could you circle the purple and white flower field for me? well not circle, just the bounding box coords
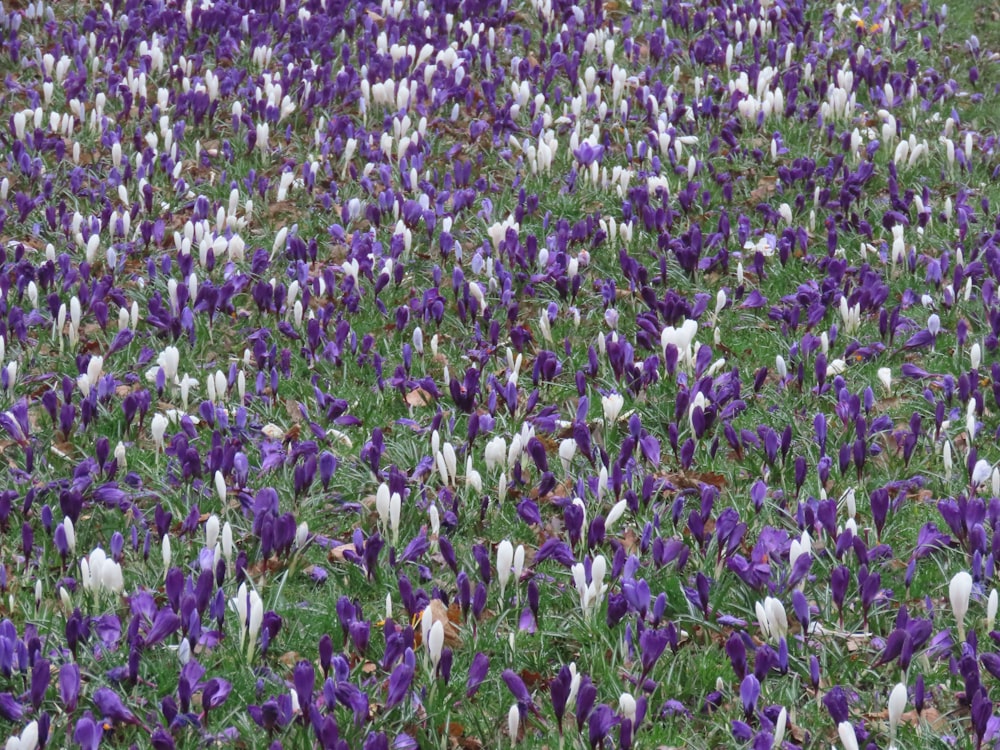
[0,0,999,747]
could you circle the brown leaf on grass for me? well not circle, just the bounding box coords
[622,528,640,554]
[405,388,433,407]
[748,175,779,203]
[327,543,355,562]
[50,438,75,460]
[658,470,727,491]
[247,557,286,578]
[901,707,945,731]
[438,722,486,750]
[284,398,304,422]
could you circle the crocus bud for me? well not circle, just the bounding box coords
[877,367,892,394]
[376,483,391,528]
[773,706,787,748]
[507,704,519,747]
[838,720,859,750]
[619,692,637,722]
[151,413,168,453]
[389,492,401,547]
[950,570,973,642]
[206,515,220,550]
[177,638,191,665]
[559,439,577,474]
[428,620,444,673]
[114,441,127,471]
[989,589,998,632]
[222,521,234,566]
[247,590,264,659]
[775,355,788,382]
[443,443,457,485]
[63,517,76,555]
[465,457,483,493]
[888,682,906,742]
[295,522,309,549]
[214,471,227,507]
[497,540,514,602]
[972,459,992,489]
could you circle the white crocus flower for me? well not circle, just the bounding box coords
[838,720,859,750]
[507,704,520,747]
[376,483,391,529]
[950,571,973,642]
[151,413,168,455]
[485,436,507,473]
[559,438,577,475]
[428,620,445,673]
[465,457,483,493]
[497,540,514,602]
[888,682,907,744]
[389,491,402,547]
[602,392,624,425]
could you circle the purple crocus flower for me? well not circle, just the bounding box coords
[550,665,573,733]
[201,677,232,713]
[740,675,760,718]
[726,632,747,680]
[823,686,850,724]
[332,680,369,726]
[639,628,669,680]
[60,663,81,713]
[385,650,415,711]
[151,726,176,750]
[588,704,617,748]
[74,714,104,750]
[576,677,598,732]
[502,668,536,714]
[293,661,315,723]
[145,608,182,648]
[93,686,141,726]
[0,692,24,721]
[30,658,50,709]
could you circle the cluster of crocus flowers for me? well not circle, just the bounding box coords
[80,547,124,601]
[231,582,264,662]
[0,0,996,745]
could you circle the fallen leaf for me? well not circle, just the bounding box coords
[900,707,945,731]
[328,543,356,562]
[659,470,727,491]
[748,175,779,203]
[405,388,433,407]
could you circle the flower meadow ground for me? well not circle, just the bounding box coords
[0,0,999,748]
